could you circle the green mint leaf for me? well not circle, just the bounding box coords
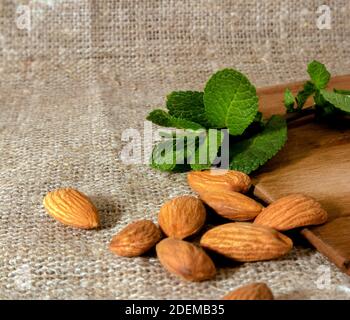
[230,115,287,174]
[151,131,204,172]
[284,88,295,113]
[151,139,180,172]
[307,60,331,90]
[320,89,350,112]
[157,131,176,139]
[314,90,327,107]
[166,91,211,127]
[189,130,225,171]
[158,130,194,139]
[315,103,337,118]
[254,111,263,122]
[296,81,315,109]
[204,68,258,136]
[146,109,204,130]
[150,137,195,172]
[334,88,350,95]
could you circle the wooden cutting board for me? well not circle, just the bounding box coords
[253,75,350,275]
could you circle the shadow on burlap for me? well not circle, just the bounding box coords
[0,0,350,299]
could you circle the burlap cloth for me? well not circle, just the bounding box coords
[1,0,350,299]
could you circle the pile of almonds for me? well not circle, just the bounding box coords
[43,169,328,300]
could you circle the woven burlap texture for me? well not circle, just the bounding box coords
[1,0,350,299]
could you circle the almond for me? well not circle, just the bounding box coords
[158,195,206,239]
[254,194,328,231]
[188,169,251,195]
[222,282,274,300]
[200,191,263,221]
[43,188,100,229]
[200,222,293,262]
[109,220,162,257]
[156,238,216,282]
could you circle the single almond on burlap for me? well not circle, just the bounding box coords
[158,195,206,239]
[200,191,263,221]
[187,169,251,195]
[109,220,162,257]
[156,238,216,282]
[222,282,274,300]
[254,193,328,231]
[200,222,293,262]
[43,188,100,229]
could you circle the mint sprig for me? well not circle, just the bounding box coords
[166,91,211,127]
[147,61,349,174]
[229,115,287,173]
[204,69,258,135]
[284,88,295,113]
[334,89,350,95]
[307,60,331,90]
[296,81,316,110]
[146,109,204,130]
[189,130,225,171]
[284,60,350,118]
[320,90,350,113]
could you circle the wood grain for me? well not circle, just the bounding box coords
[254,75,350,275]
[301,219,350,275]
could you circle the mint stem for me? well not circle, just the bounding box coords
[285,106,315,123]
[285,106,350,124]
